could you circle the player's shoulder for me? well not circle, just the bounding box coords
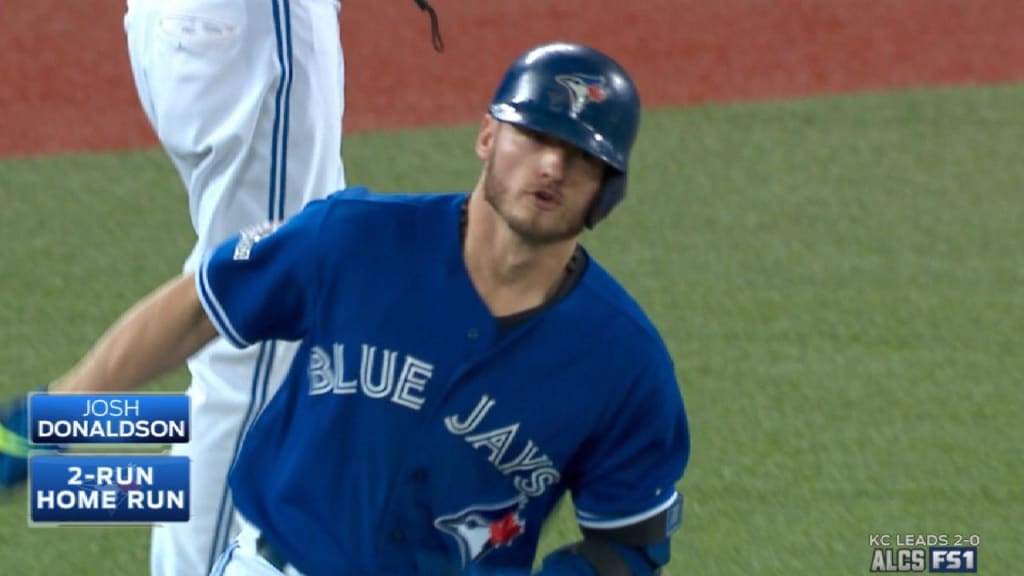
[576,254,673,360]
[306,187,464,244]
[319,187,463,218]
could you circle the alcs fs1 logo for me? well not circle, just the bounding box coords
[870,546,978,573]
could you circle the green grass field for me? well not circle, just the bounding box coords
[1,83,1022,574]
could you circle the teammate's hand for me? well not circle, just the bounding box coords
[0,393,32,488]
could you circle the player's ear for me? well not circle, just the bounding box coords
[476,114,497,161]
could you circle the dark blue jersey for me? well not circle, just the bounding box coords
[196,189,690,575]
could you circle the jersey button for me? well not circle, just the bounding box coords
[466,328,480,340]
[391,530,405,543]
[412,468,428,483]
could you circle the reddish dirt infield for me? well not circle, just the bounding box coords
[2,0,1024,157]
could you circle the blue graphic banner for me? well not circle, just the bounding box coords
[30,394,189,444]
[30,455,190,524]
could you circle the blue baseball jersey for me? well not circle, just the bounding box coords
[196,188,690,575]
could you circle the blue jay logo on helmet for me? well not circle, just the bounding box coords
[555,74,608,116]
[434,496,528,566]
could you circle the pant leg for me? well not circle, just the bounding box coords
[209,515,309,576]
[123,0,344,574]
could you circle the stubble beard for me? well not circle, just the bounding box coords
[481,160,586,246]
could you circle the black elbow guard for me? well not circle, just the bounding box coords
[540,538,669,576]
[540,495,681,575]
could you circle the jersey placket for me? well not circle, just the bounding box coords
[370,261,500,572]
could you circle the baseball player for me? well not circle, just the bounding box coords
[1,0,442,574]
[124,0,347,573]
[3,42,688,575]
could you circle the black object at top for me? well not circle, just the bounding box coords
[411,0,445,53]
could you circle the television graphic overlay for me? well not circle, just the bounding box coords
[868,534,980,573]
[29,454,189,524]
[29,393,189,444]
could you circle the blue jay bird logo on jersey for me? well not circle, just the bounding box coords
[434,496,528,567]
[555,74,607,116]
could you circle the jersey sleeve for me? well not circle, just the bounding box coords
[571,353,690,531]
[195,198,331,347]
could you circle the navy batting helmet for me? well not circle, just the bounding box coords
[489,42,641,228]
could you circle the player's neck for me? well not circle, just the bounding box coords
[462,194,577,318]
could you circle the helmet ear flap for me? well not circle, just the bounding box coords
[586,172,627,229]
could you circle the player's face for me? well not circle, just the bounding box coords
[478,117,605,244]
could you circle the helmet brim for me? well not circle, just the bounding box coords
[489,103,627,173]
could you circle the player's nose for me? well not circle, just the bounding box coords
[537,145,567,182]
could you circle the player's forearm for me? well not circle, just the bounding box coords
[50,274,218,393]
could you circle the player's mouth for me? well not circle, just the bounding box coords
[530,189,562,210]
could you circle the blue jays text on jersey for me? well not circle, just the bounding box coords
[196,188,690,575]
